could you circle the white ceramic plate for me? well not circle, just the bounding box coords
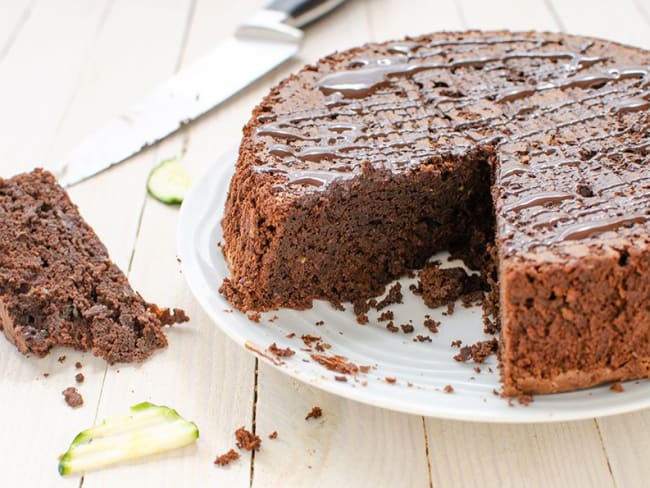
[177,148,650,422]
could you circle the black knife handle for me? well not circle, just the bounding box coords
[266,0,347,28]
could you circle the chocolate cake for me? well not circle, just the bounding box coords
[220,31,650,395]
[0,169,188,363]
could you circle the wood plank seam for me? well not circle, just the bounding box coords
[361,0,376,41]
[250,359,260,487]
[174,0,199,72]
[0,0,34,64]
[593,419,619,488]
[543,0,567,32]
[454,0,469,31]
[78,366,108,488]
[126,188,153,275]
[633,0,650,25]
[421,416,435,488]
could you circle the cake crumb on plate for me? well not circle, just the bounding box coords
[268,343,295,358]
[610,382,624,393]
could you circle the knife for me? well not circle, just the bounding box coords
[56,0,347,187]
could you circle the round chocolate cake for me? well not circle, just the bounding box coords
[220,30,650,395]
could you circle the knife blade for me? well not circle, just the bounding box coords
[56,0,347,187]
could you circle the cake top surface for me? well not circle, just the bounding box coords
[243,30,650,261]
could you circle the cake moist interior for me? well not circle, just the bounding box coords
[243,150,496,309]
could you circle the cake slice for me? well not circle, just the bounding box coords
[0,169,188,363]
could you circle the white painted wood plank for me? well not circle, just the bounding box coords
[180,0,259,66]
[549,0,650,48]
[366,0,463,41]
[57,0,197,264]
[253,365,432,487]
[0,1,199,487]
[0,348,108,488]
[0,0,33,62]
[636,0,650,25]
[47,0,196,164]
[458,0,560,31]
[297,0,374,63]
[597,411,650,488]
[0,0,111,174]
[424,419,615,488]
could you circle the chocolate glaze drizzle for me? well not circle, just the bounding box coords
[559,216,648,241]
[316,51,607,99]
[249,32,650,253]
[503,192,573,212]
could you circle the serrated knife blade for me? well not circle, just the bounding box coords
[56,0,347,187]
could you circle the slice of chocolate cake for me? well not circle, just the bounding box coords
[220,30,650,395]
[0,169,188,363]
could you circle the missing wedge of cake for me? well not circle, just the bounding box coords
[219,30,650,396]
[0,169,188,363]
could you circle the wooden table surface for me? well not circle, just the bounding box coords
[2,0,650,486]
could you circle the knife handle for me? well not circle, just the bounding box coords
[266,0,347,28]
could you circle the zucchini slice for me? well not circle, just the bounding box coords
[146,158,191,204]
[58,402,199,475]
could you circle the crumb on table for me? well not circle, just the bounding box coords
[305,406,322,420]
[214,449,240,466]
[235,427,261,451]
[62,387,83,408]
